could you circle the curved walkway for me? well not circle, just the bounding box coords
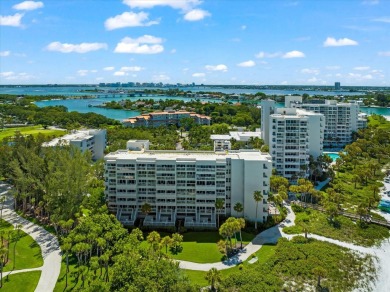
[178,203,296,270]
[0,182,62,292]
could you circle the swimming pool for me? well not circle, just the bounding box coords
[324,152,340,162]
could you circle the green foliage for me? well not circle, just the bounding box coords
[0,271,41,292]
[221,237,377,291]
[283,209,389,247]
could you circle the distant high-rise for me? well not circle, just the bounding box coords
[335,82,341,90]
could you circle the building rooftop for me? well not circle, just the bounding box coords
[42,130,94,147]
[105,149,272,162]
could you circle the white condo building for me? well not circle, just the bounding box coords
[104,147,272,228]
[286,96,366,147]
[210,131,262,151]
[43,129,107,160]
[261,100,324,180]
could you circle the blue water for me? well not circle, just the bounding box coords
[324,152,340,162]
[2,86,390,119]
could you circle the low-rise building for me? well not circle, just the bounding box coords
[210,131,262,151]
[43,129,106,160]
[122,110,211,127]
[104,147,272,228]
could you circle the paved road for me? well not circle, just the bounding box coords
[0,182,62,292]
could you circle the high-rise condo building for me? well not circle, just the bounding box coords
[267,107,324,180]
[286,96,365,147]
[104,147,272,228]
[335,82,341,90]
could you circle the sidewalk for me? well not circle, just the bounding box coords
[178,203,296,271]
[0,182,62,292]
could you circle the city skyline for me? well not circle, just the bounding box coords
[1,0,389,86]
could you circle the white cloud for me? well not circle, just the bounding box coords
[123,0,201,11]
[114,35,164,54]
[192,73,205,77]
[114,71,126,76]
[13,1,44,11]
[372,17,390,23]
[323,37,358,47]
[282,50,305,58]
[104,12,159,30]
[78,70,89,76]
[362,0,379,4]
[241,25,247,30]
[255,51,282,58]
[205,64,228,72]
[184,9,211,21]
[378,51,390,56]
[0,51,11,57]
[120,66,144,72]
[301,68,319,74]
[170,49,177,53]
[348,73,374,80]
[0,13,24,27]
[0,71,15,77]
[237,60,255,67]
[325,65,341,70]
[46,42,107,53]
[353,66,370,71]
[103,66,115,71]
[153,74,170,81]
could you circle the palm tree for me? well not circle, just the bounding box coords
[0,246,7,288]
[312,266,327,289]
[233,202,243,217]
[12,224,22,269]
[205,267,221,292]
[0,197,5,222]
[61,239,72,288]
[238,218,245,249]
[215,198,224,228]
[253,190,263,229]
[161,235,173,254]
[141,202,152,216]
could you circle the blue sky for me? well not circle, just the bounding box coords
[0,0,389,86]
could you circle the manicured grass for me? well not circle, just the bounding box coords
[168,231,255,263]
[283,208,389,247]
[0,126,66,141]
[0,271,41,292]
[54,255,82,292]
[183,244,277,286]
[368,115,390,130]
[0,220,43,272]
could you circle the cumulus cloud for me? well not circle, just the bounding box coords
[0,71,34,81]
[353,66,370,71]
[255,51,282,58]
[120,66,144,72]
[0,71,15,77]
[46,42,108,53]
[301,68,319,74]
[378,51,390,56]
[114,71,126,76]
[114,35,164,54]
[184,9,211,21]
[205,64,228,72]
[323,37,358,47]
[0,13,24,27]
[123,0,201,11]
[237,60,255,67]
[105,12,159,30]
[348,73,373,80]
[103,66,115,71]
[0,51,11,57]
[282,50,305,58]
[192,73,205,77]
[78,70,89,76]
[13,1,44,11]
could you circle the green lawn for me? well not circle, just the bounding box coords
[0,220,43,272]
[283,207,389,247]
[166,231,255,263]
[0,125,66,141]
[54,255,82,292]
[0,271,41,292]
[183,244,277,286]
